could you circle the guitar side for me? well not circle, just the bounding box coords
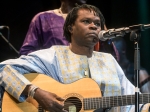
[2,73,102,112]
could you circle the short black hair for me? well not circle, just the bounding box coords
[63,4,106,42]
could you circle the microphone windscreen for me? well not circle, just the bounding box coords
[98,30,107,41]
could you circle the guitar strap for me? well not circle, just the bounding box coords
[100,82,105,96]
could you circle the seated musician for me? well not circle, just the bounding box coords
[0,4,146,112]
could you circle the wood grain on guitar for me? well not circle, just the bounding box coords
[2,73,101,112]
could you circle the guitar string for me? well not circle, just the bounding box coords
[63,96,149,107]
[63,95,148,103]
[61,95,148,101]
[38,94,149,110]
[63,99,132,107]
[38,98,149,111]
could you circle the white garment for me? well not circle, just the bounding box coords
[0,45,138,111]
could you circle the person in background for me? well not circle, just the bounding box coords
[0,4,144,112]
[19,0,88,55]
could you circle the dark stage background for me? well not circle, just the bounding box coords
[0,0,150,73]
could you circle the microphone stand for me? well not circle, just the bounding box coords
[99,24,150,111]
[129,24,143,112]
[0,32,19,55]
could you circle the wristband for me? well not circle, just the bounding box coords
[28,85,39,99]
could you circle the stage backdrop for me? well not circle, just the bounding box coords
[0,0,150,73]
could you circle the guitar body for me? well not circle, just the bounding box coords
[2,73,102,112]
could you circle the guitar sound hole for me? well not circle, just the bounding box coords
[64,97,82,112]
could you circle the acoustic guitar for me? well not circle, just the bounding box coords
[2,73,150,112]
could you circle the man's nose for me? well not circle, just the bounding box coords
[89,22,97,30]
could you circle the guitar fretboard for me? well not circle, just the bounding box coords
[83,94,150,110]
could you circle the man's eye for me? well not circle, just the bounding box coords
[95,23,101,27]
[83,20,90,24]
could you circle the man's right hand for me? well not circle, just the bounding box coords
[34,88,67,112]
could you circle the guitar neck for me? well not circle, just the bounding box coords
[83,93,150,110]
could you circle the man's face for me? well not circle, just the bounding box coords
[71,9,101,48]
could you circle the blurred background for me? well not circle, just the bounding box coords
[0,0,150,73]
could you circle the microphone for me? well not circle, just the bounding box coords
[98,30,115,41]
[0,26,9,29]
[98,27,129,41]
[99,24,150,41]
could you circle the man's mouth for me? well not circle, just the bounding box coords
[93,37,99,43]
[88,33,98,37]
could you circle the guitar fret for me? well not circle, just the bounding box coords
[85,98,87,110]
[97,98,100,108]
[89,98,91,110]
[117,96,118,105]
[126,95,127,105]
[131,94,132,105]
[148,94,149,104]
[142,94,143,104]
[114,96,116,107]
[109,96,110,107]
[88,98,91,110]
[112,96,114,107]
[143,94,149,103]
[95,98,97,108]
[99,98,101,107]
[113,96,115,107]
[105,96,107,108]
[146,94,149,101]
[92,98,95,109]
[121,96,123,105]
[92,98,94,109]
[102,97,103,108]
[116,96,118,106]
[95,98,97,109]
[99,97,102,108]
[125,96,127,106]
[90,98,92,109]
[127,95,130,105]
[102,97,105,108]
[118,96,121,106]
[147,94,149,103]
[83,99,86,110]
[121,96,126,105]
[87,98,90,110]
[119,95,123,106]
[91,98,93,109]
[96,98,99,109]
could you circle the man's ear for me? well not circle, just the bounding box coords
[68,26,73,33]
